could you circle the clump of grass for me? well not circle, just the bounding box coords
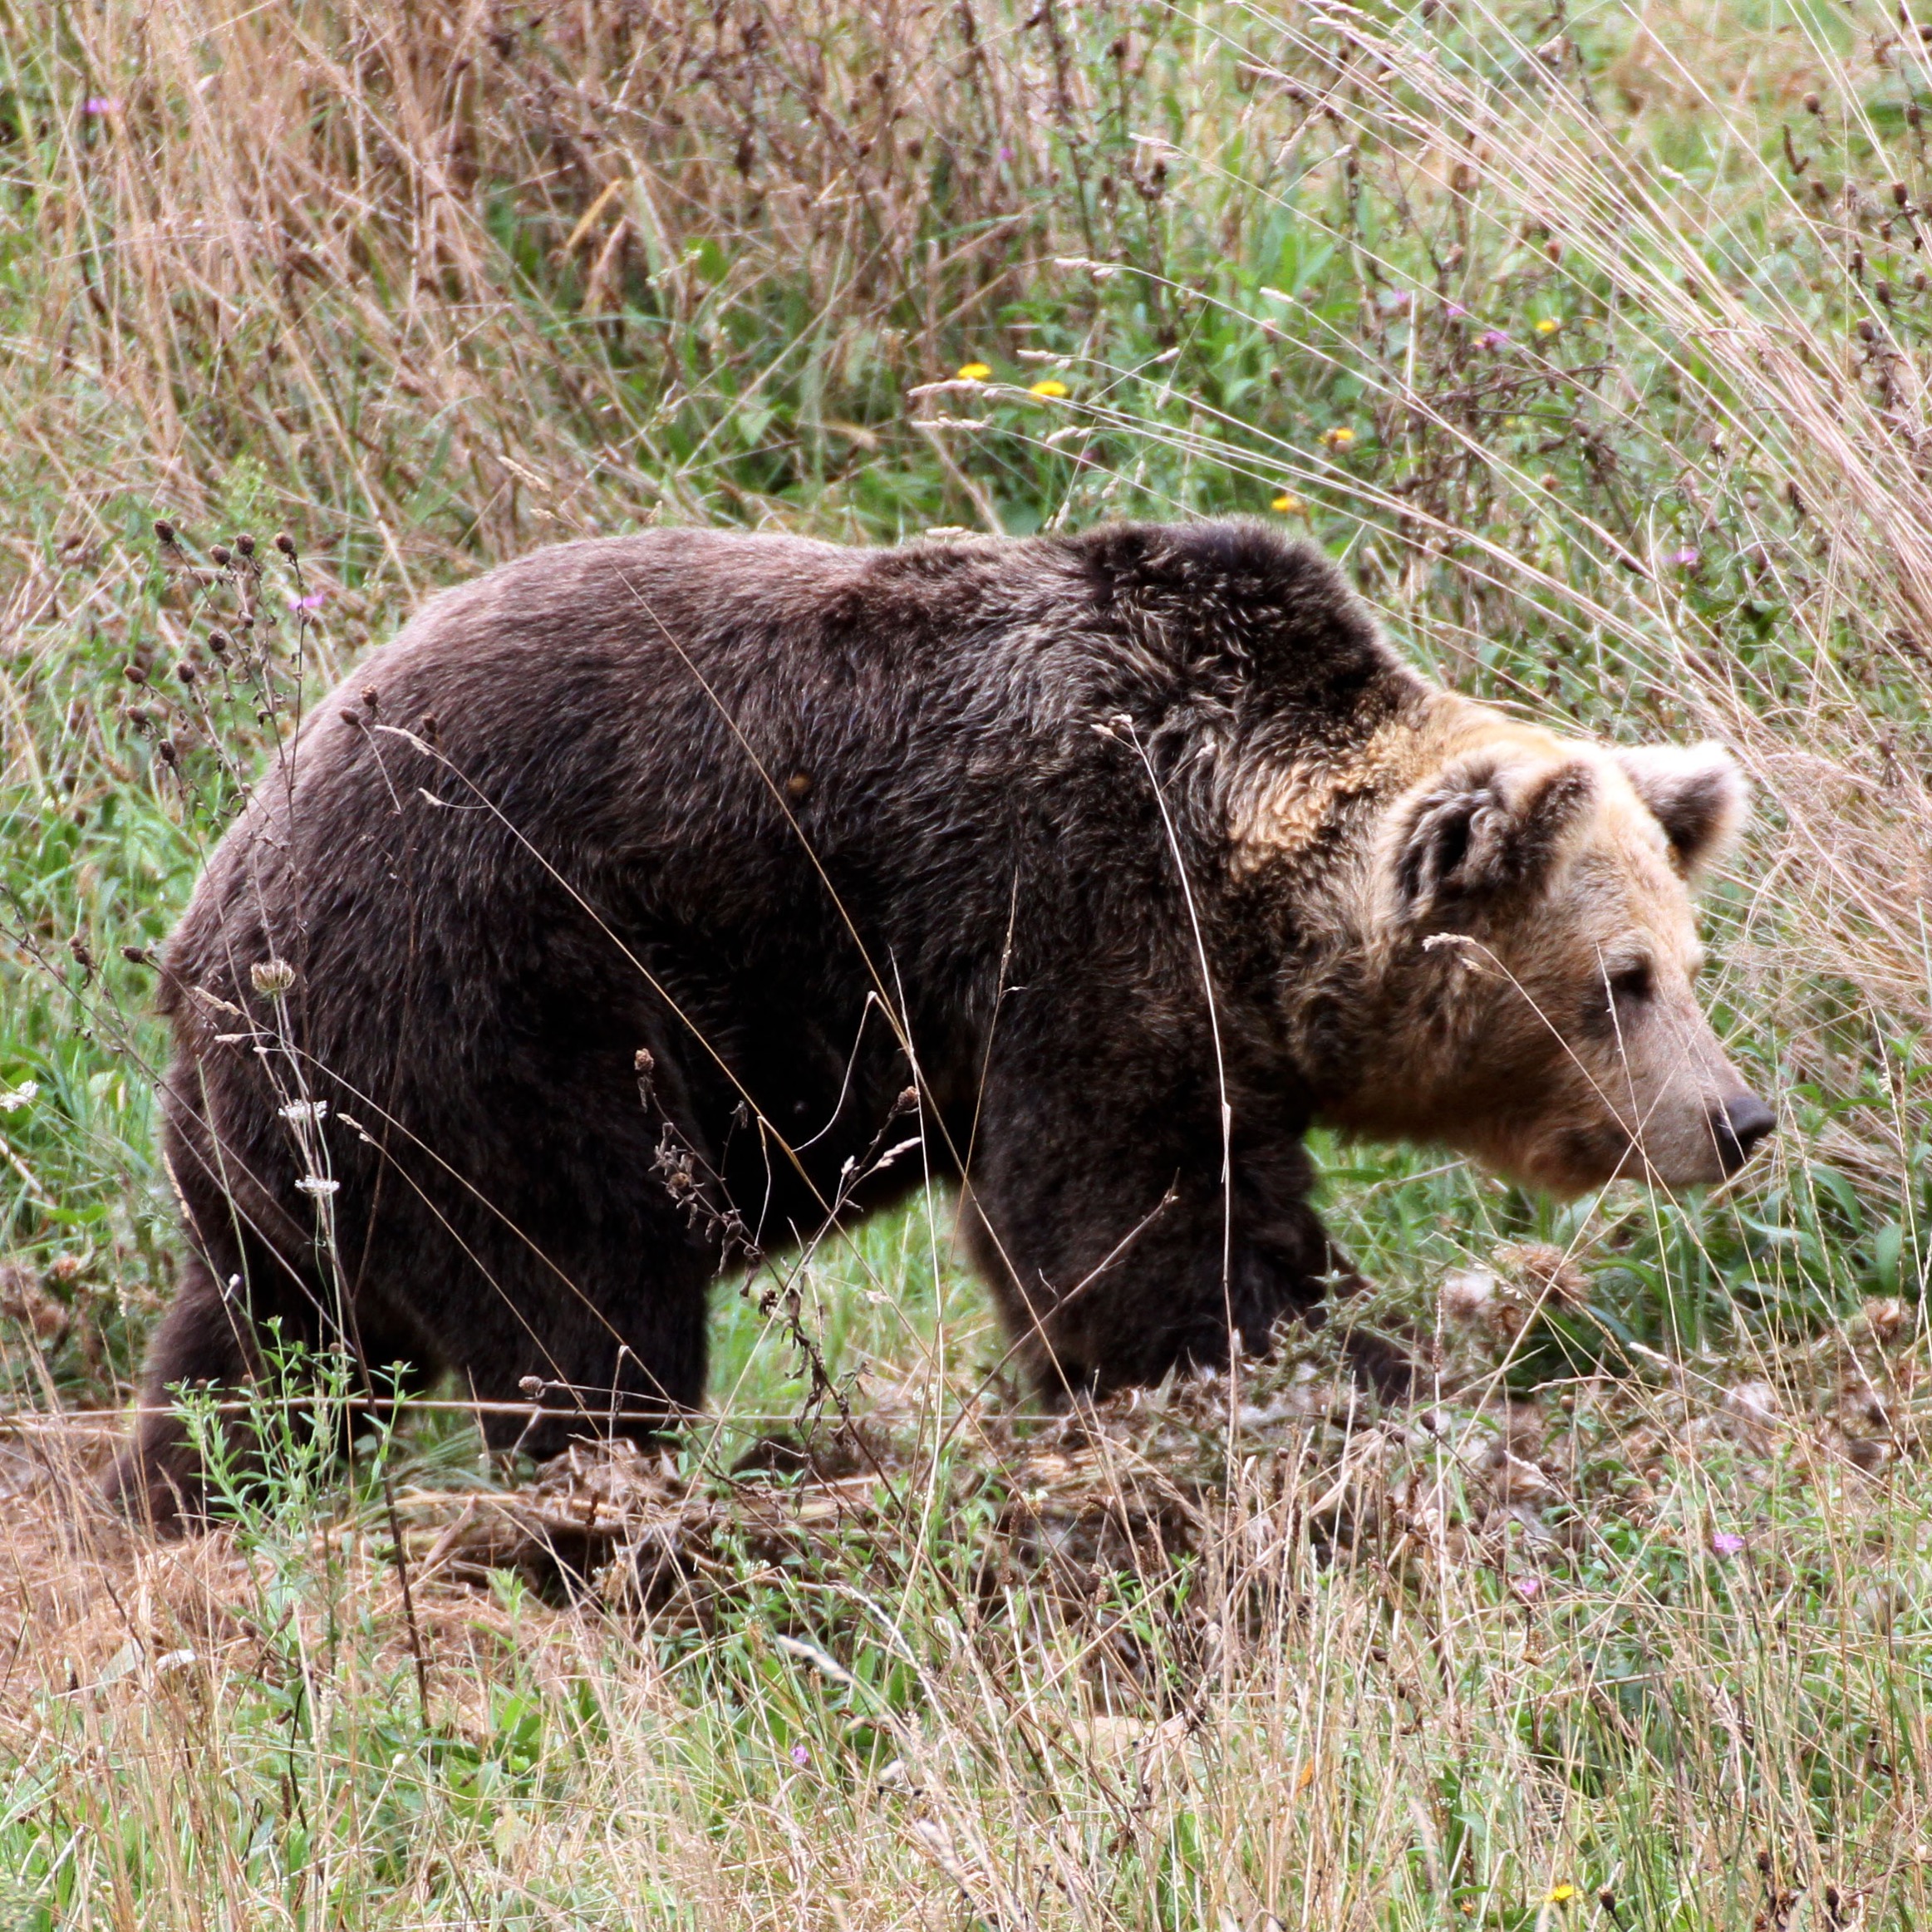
[2,0,1930,1924]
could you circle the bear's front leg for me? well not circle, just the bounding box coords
[963,1097,1358,1396]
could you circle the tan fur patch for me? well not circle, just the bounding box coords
[1230,692,1576,878]
[1228,699,1446,876]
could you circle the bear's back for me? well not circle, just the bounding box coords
[160,520,1410,1074]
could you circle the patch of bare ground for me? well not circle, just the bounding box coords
[0,1414,571,1738]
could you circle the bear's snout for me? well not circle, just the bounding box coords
[1709,1093,1776,1176]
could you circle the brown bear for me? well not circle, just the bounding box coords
[108,520,1772,1526]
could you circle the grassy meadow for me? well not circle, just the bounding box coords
[2,0,1931,1922]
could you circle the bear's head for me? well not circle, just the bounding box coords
[1317,712,1773,1195]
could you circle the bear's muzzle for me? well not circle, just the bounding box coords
[1709,1093,1776,1177]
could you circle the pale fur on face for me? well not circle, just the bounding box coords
[1255,696,1770,1196]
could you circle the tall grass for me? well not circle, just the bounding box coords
[1,0,1930,1924]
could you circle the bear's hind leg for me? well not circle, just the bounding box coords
[103,1253,264,1533]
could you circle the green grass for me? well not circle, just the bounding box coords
[0,0,1930,1924]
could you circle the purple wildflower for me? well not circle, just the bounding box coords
[1512,1574,1542,1600]
[84,96,121,116]
[999,145,1014,163]
[1475,328,1512,351]
[789,1742,810,1767]
[1666,546,1701,568]
[287,590,326,613]
[1711,1532,1746,1557]
[1443,302,1468,320]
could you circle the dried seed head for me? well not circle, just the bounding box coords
[234,532,256,556]
[123,662,146,685]
[0,1266,69,1345]
[154,517,177,545]
[1441,1266,1497,1325]
[250,957,297,996]
[1496,1241,1590,1309]
[177,661,196,684]
[207,630,229,655]
[1894,180,1910,207]
[1804,91,1821,114]
[1482,1295,1531,1345]
[120,945,150,966]
[210,544,232,567]
[156,740,178,766]
[1862,1296,1908,1344]
[274,532,297,558]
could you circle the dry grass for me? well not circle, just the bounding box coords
[11,0,1150,555]
[5,1290,1932,1925]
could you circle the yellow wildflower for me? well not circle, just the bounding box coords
[1535,317,1561,336]
[1321,425,1355,449]
[1028,378,1069,398]
[1271,492,1305,514]
[956,361,992,381]
[1546,1884,1577,1905]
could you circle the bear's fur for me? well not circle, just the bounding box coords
[108,520,1772,1526]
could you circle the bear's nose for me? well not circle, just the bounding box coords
[1710,1094,1776,1174]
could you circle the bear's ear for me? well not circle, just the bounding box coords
[1613,743,1749,877]
[1394,755,1597,916]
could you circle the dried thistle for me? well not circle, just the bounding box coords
[1494,1241,1590,1310]
[249,957,296,996]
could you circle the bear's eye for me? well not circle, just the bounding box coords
[1608,961,1654,1005]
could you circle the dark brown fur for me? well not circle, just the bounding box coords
[106,519,1679,1526]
